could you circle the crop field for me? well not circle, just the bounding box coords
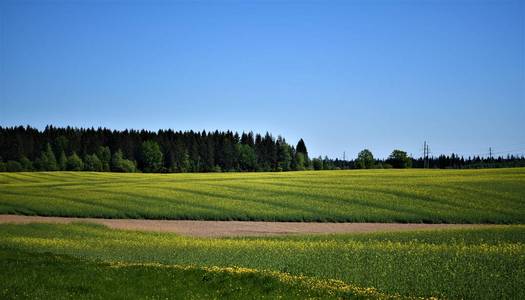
[1,168,525,223]
[0,223,524,299]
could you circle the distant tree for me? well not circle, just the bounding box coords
[164,149,176,172]
[19,156,33,171]
[84,154,103,171]
[294,152,306,171]
[240,132,255,147]
[356,149,374,169]
[254,134,270,171]
[382,163,393,169]
[111,149,125,172]
[39,143,58,171]
[140,140,163,172]
[53,136,69,158]
[179,150,191,173]
[17,125,502,172]
[6,160,23,172]
[96,146,111,172]
[296,138,309,168]
[0,162,6,172]
[387,149,412,168]
[312,156,324,170]
[237,144,257,171]
[119,159,137,173]
[296,139,308,157]
[277,139,292,171]
[111,149,136,173]
[66,153,84,171]
[322,156,332,170]
[58,150,67,171]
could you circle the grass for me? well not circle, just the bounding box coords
[1,169,524,298]
[1,168,525,223]
[1,248,390,300]
[1,223,524,299]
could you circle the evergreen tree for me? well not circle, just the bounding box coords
[111,149,125,172]
[96,146,111,172]
[294,152,306,171]
[237,144,257,171]
[312,156,324,170]
[40,143,58,171]
[6,160,23,172]
[53,136,69,158]
[296,139,308,159]
[3,125,521,172]
[140,140,163,172]
[19,156,33,171]
[179,150,191,173]
[296,138,309,169]
[58,150,67,171]
[277,142,292,171]
[322,156,332,170]
[66,153,84,171]
[164,149,176,172]
[84,154,103,171]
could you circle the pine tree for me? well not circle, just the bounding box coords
[84,154,103,171]
[237,144,257,171]
[19,156,33,171]
[295,152,306,171]
[140,141,164,172]
[111,149,124,172]
[277,141,292,171]
[66,152,84,171]
[41,143,58,171]
[179,150,191,173]
[58,150,67,171]
[97,146,111,172]
[296,139,308,158]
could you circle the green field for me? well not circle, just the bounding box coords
[1,223,524,299]
[1,248,373,300]
[1,168,525,223]
[1,169,524,298]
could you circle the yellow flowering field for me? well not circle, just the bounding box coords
[1,168,524,223]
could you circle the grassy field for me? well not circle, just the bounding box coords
[1,248,381,300]
[0,223,523,299]
[1,168,525,223]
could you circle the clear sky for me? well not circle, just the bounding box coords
[1,0,524,159]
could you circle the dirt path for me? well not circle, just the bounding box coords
[0,214,487,237]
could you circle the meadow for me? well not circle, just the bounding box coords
[0,223,524,299]
[1,168,525,223]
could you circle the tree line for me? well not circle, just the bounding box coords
[319,149,525,170]
[0,126,309,172]
[0,126,523,172]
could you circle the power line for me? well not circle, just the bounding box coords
[429,145,525,158]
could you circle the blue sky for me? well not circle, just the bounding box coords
[1,0,524,159]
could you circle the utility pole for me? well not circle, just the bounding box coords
[427,143,430,168]
[343,151,345,161]
[423,141,430,168]
[489,147,492,160]
[423,141,427,168]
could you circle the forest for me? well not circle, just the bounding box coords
[0,126,523,173]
